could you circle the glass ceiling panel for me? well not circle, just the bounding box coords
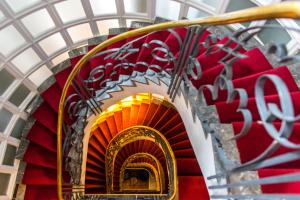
[54,0,86,23]
[51,51,69,66]
[187,7,210,19]
[0,108,13,133]
[0,173,10,195]
[258,19,292,45]
[38,32,66,56]
[8,83,30,107]
[21,9,55,38]
[191,0,221,8]
[0,25,26,57]
[226,0,257,12]
[10,118,26,139]
[156,0,180,20]
[11,48,41,74]
[5,0,41,13]
[90,0,117,15]
[67,23,93,43]
[28,65,52,86]
[2,144,16,166]
[0,69,14,96]
[124,0,147,14]
[97,19,119,35]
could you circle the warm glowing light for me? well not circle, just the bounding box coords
[91,93,169,130]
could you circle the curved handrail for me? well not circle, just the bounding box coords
[57,2,300,199]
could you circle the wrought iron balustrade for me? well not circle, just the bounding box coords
[58,2,300,200]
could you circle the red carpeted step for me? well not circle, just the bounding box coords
[98,121,112,142]
[41,83,62,113]
[114,110,123,132]
[121,106,131,129]
[129,104,140,126]
[177,158,201,176]
[232,122,300,167]
[31,103,57,133]
[24,185,57,200]
[153,108,178,129]
[216,91,300,123]
[136,102,149,125]
[26,122,56,152]
[148,103,169,127]
[23,165,57,185]
[193,48,273,88]
[106,115,118,137]
[142,102,159,125]
[203,66,299,105]
[23,143,56,169]
[178,176,209,200]
[258,168,300,194]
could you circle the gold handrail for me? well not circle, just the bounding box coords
[57,2,300,199]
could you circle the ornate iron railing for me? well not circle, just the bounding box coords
[58,2,300,200]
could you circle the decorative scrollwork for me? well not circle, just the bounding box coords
[105,126,177,200]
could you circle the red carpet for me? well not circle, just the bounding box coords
[20,26,300,199]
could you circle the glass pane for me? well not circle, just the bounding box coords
[258,20,292,45]
[226,0,257,12]
[156,0,180,20]
[28,65,53,86]
[2,144,17,166]
[11,48,41,74]
[54,0,86,23]
[96,19,119,35]
[67,23,93,43]
[5,0,41,13]
[0,173,10,195]
[0,69,14,96]
[202,0,220,7]
[90,0,117,15]
[0,108,13,132]
[39,33,66,55]
[187,7,210,19]
[0,25,26,57]
[8,84,30,107]
[10,118,26,139]
[51,52,69,66]
[21,9,55,37]
[124,0,147,13]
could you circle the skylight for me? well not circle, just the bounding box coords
[5,0,41,13]
[21,9,56,37]
[11,48,41,74]
[54,0,86,23]
[0,25,26,57]
[38,33,66,56]
[90,0,117,15]
[67,23,93,43]
[156,0,180,20]
[124,0,147,14]
[97,19,119,35]
[28,65,53,86]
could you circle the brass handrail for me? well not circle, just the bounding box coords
[57,2,300,199]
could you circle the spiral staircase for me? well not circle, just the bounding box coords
[10,2,300,200]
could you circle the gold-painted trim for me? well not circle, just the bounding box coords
[57,3,300,199]
[119,153,165,193]
[105,126,177,199]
